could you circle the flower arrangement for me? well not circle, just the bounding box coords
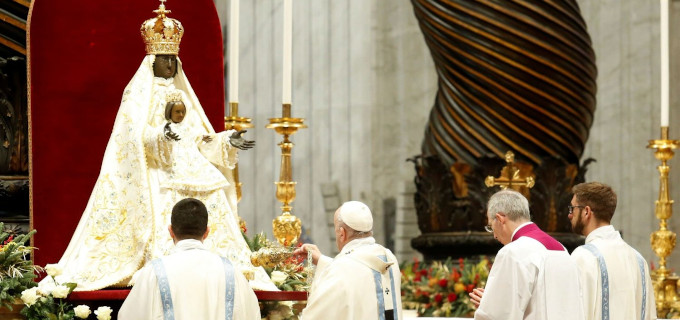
[20,265,113,320]
[242,230,311,320]
[0,223,42,310]
[401,257,491,317]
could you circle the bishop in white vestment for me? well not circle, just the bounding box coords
[118,198,261,320]
[472,190,584,320]
[296,201,403,320]
[569,182,656,320]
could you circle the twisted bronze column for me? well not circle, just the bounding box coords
[410,0,597,258]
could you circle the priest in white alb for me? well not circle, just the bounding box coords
[470,190,584,320]
[118,198,261,320]
[569,182,656,320]
[294,201,403,320]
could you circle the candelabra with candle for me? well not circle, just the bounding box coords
[266,104,306,246]
[647,127,680,315]
[224,102,253,202]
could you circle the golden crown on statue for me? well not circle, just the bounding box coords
[140,0,184,55]
[166,91,183,103]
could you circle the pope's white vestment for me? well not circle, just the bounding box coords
[475,223,584,320]
[118,239,261,320]
[571,225,656,320]
[301,237,403,320]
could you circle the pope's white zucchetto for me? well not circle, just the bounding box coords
[337,201,373,232]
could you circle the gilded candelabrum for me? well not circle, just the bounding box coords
[266,104,306,246]
[647,126,680,315]
[224,102,254,202]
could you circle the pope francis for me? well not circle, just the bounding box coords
[295,201,403,320]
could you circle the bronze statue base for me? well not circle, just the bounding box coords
[409,153,593,260]
[411,232,585,261]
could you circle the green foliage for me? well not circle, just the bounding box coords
[0,222,41,310]
[242,230,272,252]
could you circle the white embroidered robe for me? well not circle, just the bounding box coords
[301,237,403,320]
[475,224,584,320]
[118,240,261,320]
[571,225,656,320]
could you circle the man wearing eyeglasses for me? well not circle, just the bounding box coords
[569,182,656,320]
[470,189,584,320]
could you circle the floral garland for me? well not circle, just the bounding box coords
[401,257,491,317]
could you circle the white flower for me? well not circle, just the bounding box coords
[51,285,70,299]
[45,264,62,277]
[270,270,288,286]
[95,306,113,320]
[20,287,40,306]
[37,276,56,296]
[74,305,92,319]
[267,310,284,320]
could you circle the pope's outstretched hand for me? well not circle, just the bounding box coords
[293,244,321,265]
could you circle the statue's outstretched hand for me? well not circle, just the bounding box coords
[229,130,255,150]
[164,123,181,141]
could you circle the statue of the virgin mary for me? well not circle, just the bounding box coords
[49,2,275,291]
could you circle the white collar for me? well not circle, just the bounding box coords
[585,225,619,244]
[511,221,534,240]
[171,239,207,253]
[153,76,175,86]
[338,237,376,256]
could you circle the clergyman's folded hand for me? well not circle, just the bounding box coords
[469,287,484,307]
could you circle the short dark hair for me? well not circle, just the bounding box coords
[164,101,178,121]
[571,182,617,223]
[171,198,209,240]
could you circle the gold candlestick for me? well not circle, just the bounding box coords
[224,102,254,202]
[266,103,306,246]
[647,126,680,315]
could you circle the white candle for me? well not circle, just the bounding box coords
[282,0,292,105]
[229,0,240,104]
[661,0,669,127]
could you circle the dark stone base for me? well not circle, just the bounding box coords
[0,179,29,227]
[412,232,585,261]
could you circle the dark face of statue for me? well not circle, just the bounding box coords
[153,55,178,79]
[170,102,186,123]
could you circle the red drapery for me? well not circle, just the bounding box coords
[28,0,226,268]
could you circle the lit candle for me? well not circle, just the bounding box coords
[282,0,292,105]
[229,0,240,104]
[661,0,669,127]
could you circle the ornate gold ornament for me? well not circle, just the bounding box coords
[485,151,535,193]
[647,126,680,315]
[250,246,294,269]
[140,0,184,56]
[224,102,253,202]
[267,103,306,246]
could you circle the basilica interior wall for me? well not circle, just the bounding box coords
[215,0,680,263]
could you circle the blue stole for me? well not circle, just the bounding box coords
[152,256,236,320]
[581,243,647,320]
[371,255,398,320]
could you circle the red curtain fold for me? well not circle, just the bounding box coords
[29,0,225,267]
